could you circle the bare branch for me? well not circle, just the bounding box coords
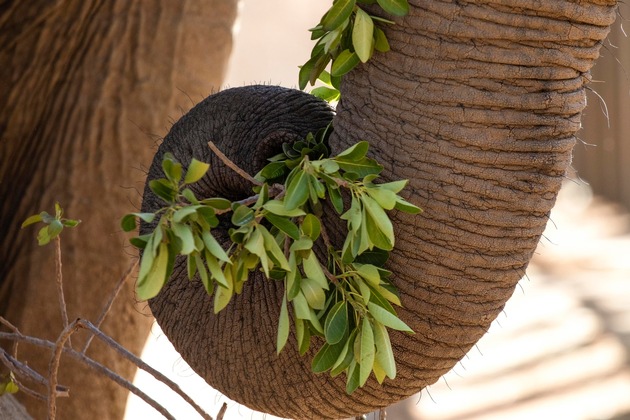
[208,141,263,186]
[0,349,68,398]
[48,319,79,418]
[76,320,213,420]
[0,330,179,420]
[81,259,139,354]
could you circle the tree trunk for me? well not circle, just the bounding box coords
[0,1,237,418]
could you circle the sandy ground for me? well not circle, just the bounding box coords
[125,1,630,419]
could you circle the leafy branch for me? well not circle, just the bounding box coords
[123,124,421,393]
[301,0,410,102]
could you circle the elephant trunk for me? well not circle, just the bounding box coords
[329,0,618,400]
[142,1,619,419]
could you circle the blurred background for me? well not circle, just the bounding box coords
[125,1,630,419]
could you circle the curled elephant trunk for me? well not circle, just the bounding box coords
[141,1,618,418]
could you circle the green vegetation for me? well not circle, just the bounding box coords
[122,124,420,392]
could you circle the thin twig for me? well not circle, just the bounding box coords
[0,316,21,360]
[48,319,79,419]
[54,236,71,349]
[320,263,340,287]
[214,184,285,215]
[81,259,139,354]
[318,218,333,250]
[208,141,263,186]
[0,349,68,398]
[217,403,228,420]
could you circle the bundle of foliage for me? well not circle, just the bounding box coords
[122,123,420,392]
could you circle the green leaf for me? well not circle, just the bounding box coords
[137,242,171,300]
[327,184,344,214]
[129,234,151,249]
[356,264,382,287]
[62,218,80,227]
[358,318,375,386]
[302,252,329,290]
[373,321,396,380]
[362,195,394,249]
[357,277,371,304]
[200,197,231,210]
[171,222,195,255]
[295,318,311,355]
[284,170,310,211]
[312,340,347,373]
[260,225,291,271]
[187,254,197,280]
[214,267,234,313]
[331,49,360,77]
[121,213,155,232]
[244,227,268,275]
[265,212,300,241]
[264,200,307,217]
[325,301,348,345]
[286,252,301,300]
[346,360,361,394]
[277,294,290,354]
[201,230,230,262]
[195,253,210,290]
[21,214,43,228]
[149,179,177,203]
[3,381,18,394]
[336,157,383,178]
[173,206,199,223]
[40,211,55,224]
[310,86,341,103]
[231,204,255,226]
[184,158,210,184]
[293,292,312,320]
[331,330,356,376]
[301,278,326,310]
[366,186,397,210]
[260,161,287,180]
[376,179,407,193]
[197,207,219,229]
[322,0,355,31]
[182,188,198,204]
[299,56,316,90]
[36,226,51,246]
[336,141,369,161]
[162,154,182,184]
[120,214,137,232]
[301,214,321,241]
[394,196,422,214]
[373,27,390,52]
[368,302,413,332]
[377,0,409,16]
[352,8,374,63]
[355,249,389,266]
[205,250,229,289]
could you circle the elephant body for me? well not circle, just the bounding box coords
[141,1,619,419]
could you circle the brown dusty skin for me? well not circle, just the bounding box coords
[0,1,237,419]
[144,1,618,419]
